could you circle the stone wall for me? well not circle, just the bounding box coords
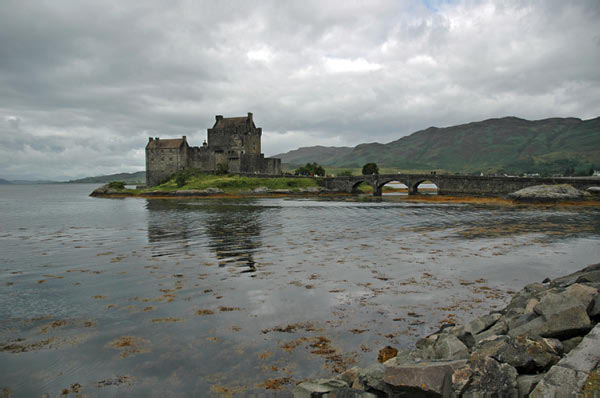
[146,147,186,187]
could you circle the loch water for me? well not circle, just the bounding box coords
[1,184,599,397]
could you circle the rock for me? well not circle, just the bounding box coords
[516,374,543,398]
[509,305,591,340]
[587,186,600,194]
[323,388,377,398]
[301,187,323,193]
[529,365,584,397]
[564,283,598,311]
[377,346,398,363]
[508,184,591,201]
[504,312,538,330]
[453,354,518,398]
[533,290,585,318]
[433,334,469,360]
[524,298,539,314]
[562,336,584,354]
[465,313,502,335]
[576,270,600,284]
[336,367,359,386]
[354,364,386,392]
[590,295,600,317]
[550,263,600,288]
[474,335,560,373]
[504,283,547,314]
[293,379,348,398]
[252,186,269,193]
[530,323,600,397]
[507,316,546,338]
[473,319,508,342]
[201,187,224,194]
[543,307,592,338]
[383,359,468,397]
[559,323,600,375]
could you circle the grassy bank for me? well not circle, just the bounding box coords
[115,173,321,195]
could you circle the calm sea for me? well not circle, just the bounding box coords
[1,184,599,396]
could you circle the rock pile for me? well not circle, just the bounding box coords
[294,263,600,397]
[508,184,591,202]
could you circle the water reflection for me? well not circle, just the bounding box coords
[205,205,263,272]
[145,199,264,272]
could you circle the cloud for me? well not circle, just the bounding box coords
[0,0,598,180]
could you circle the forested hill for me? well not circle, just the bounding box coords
[274,116,600,175]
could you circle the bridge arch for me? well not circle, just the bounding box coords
[375,178,409,196]
[351,179,369,193]
[410,179,439,195]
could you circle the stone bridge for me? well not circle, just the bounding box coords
[320,173,599,196]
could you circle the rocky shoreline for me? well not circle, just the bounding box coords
[295,263,600,397]
[90,184,341,198]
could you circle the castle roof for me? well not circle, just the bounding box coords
[146,137,187,149]
[213,113,256,129]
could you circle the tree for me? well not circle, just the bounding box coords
[295,162,325,176]
[362,163,379,175]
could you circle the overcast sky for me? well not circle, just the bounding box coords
[1,0,599,180]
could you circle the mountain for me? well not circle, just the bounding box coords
[67,171,146,184]
[0,178,12,184]
[275,117,600,175]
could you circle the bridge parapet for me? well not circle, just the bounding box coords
[320,174,599,196]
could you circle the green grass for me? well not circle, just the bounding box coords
[136,173,320,194]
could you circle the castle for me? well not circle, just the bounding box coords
[145,113,281,186]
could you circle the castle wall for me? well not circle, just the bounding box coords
[145,114,281,186]
[187,147,213,171]
[146,147,186,186]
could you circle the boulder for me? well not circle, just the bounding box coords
[353,364,386,392]
[529,365,584,397]
[561,336,583,354]
[474,335,561,373]
[529,323,600,397]
[516,374,543,398]
[433,334,469,360]
[293,379,348,398]
[383,359,467,397]
[508,184,590,201]
[508,306,591,340]
[564,283,598,311]
[504,283,546,314]
[323,388,377,397]
[473,319,508,343]
[550,263,600,288]
[453,354,518,398]
[590,295,600,317]
[587,186,600,194]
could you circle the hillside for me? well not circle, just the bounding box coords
[275,117,600,175]
[68,171,145,184]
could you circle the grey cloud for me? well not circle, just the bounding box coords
[0,0,598,180]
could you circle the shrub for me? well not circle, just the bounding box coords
[338,170,353,176]
[295,162,325,177]
[216,163,229,175]
[108,181,125,190]
[175,172,187,188]
[362,163,379,175]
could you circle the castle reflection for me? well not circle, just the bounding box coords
[145,199,264,272]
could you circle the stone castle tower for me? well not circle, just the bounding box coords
[145,113,281,186]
